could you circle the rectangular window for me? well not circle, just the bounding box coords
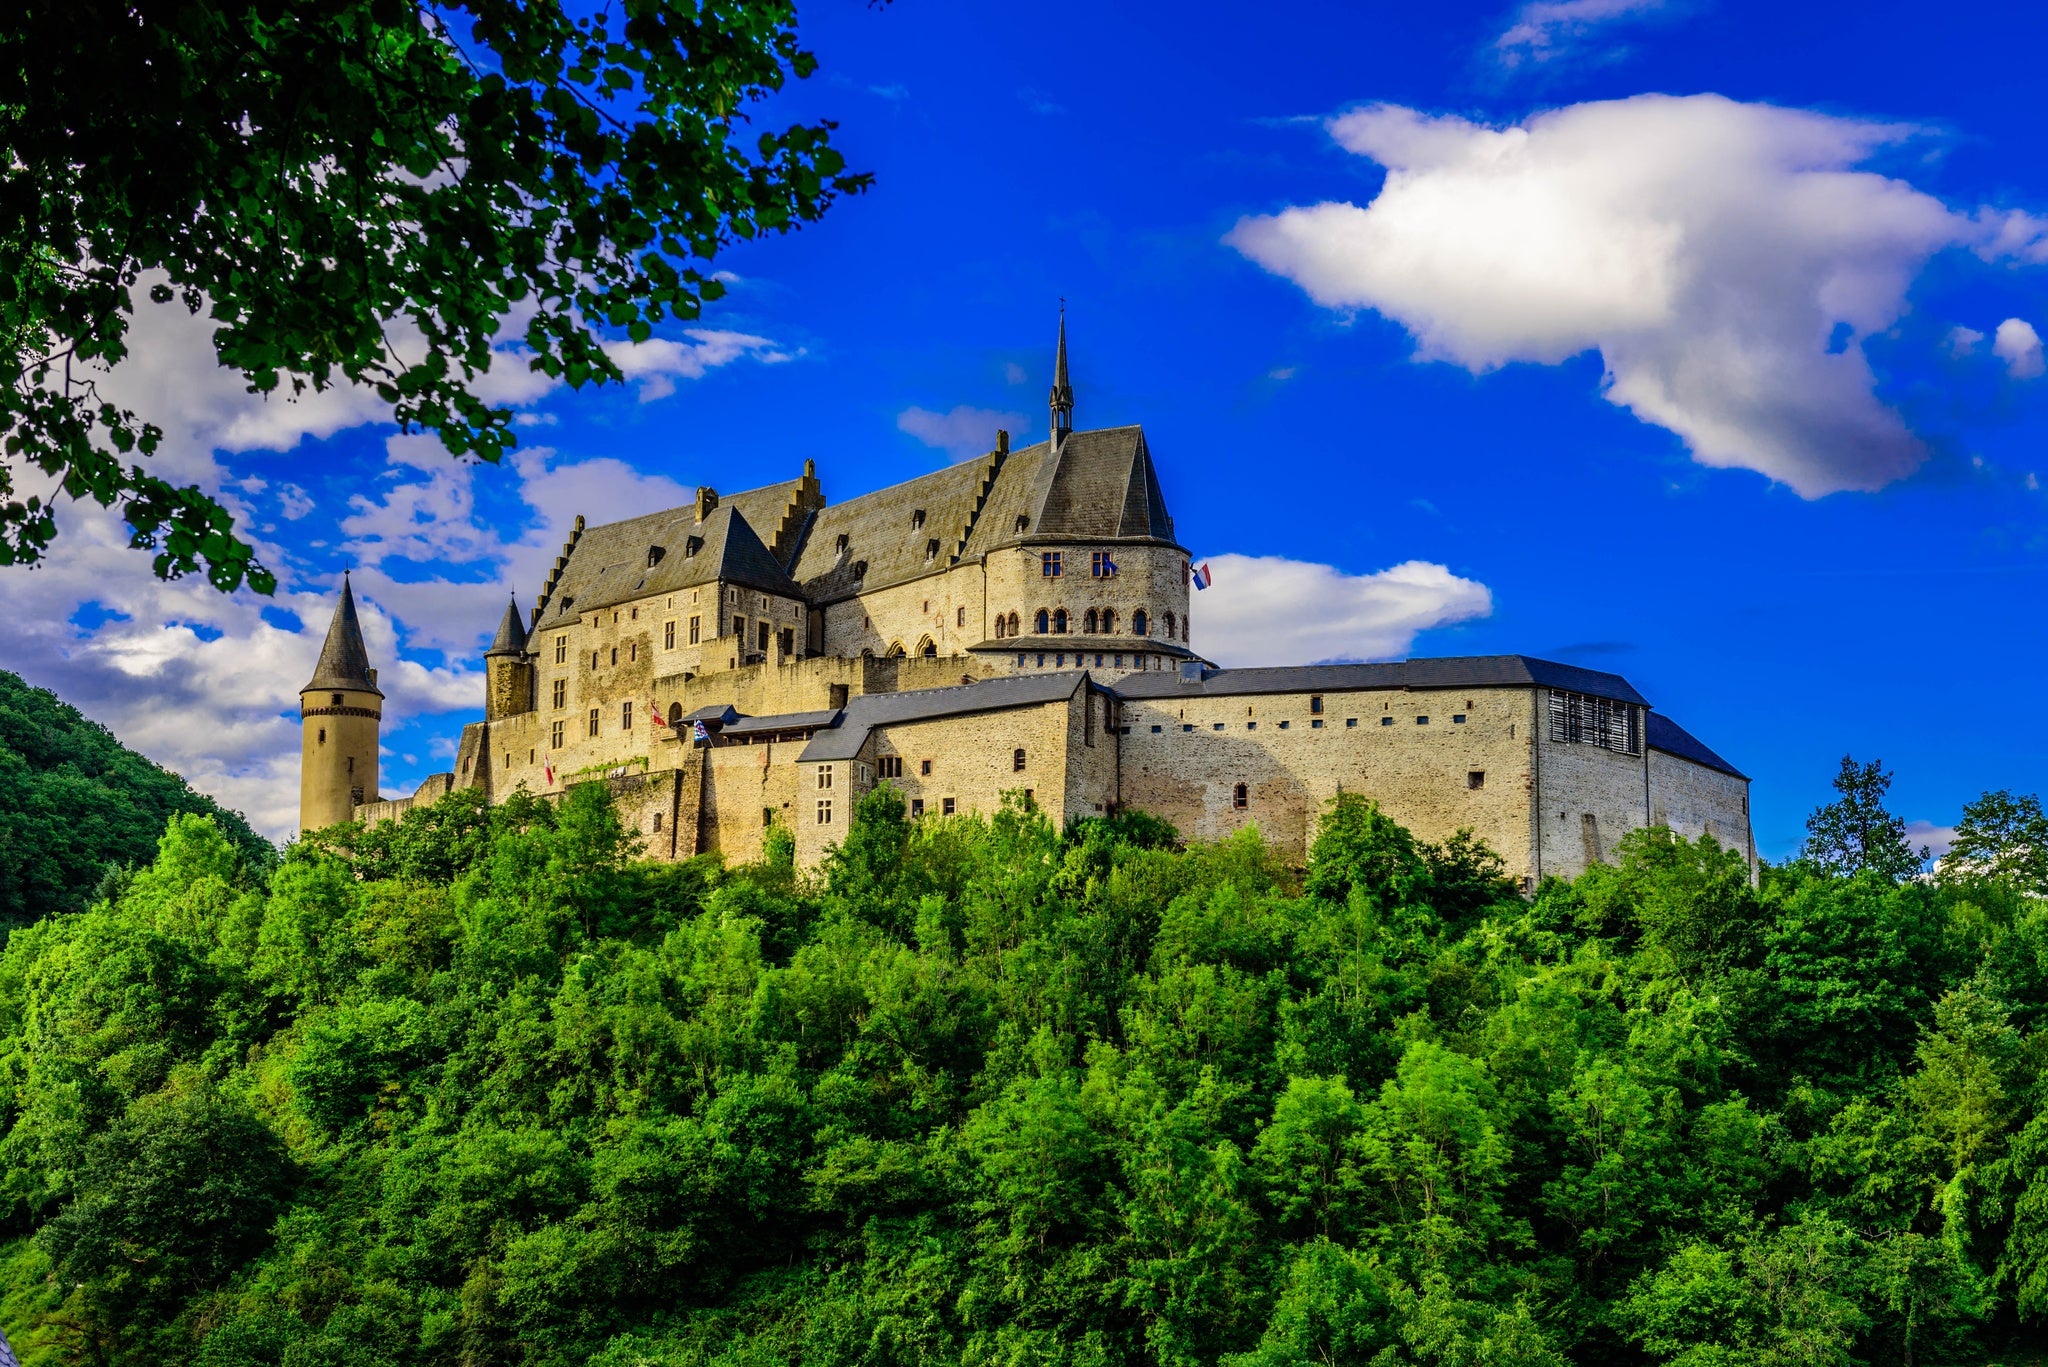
[818,766,833,790]
[689,616,701,645]
[1041,551,1063,578]
[588,707,599,737]
[551,720,564,748]
[1311,718,1324,729]
[942,797,956,816]
[734,615,746,646]
[665,621,676,649]
[1181,724,1193,732]
[1346,718,1358,727]
[629,642,637,662]
[622,701,633,730]
[1013,748,1027,772]
[878,756,903,778]
[1246,721,1257,731]
[592,651,600,670]
[1452,714,1467,724]
[555,636,567,664]
[1091,551,1117,578]
[1416,715,1429,725]
[920,759,932,776]
[1310,695,1323,714]
[911,798,925,817]
[759,621,770,652]
[1380,717,1393,727]
[817,799,832,824]
[1278,720,1290,729]
[1468,771,1486,790]
[1547,690,1641,755]
[551,678,565,708]
[1151,724,1162,733]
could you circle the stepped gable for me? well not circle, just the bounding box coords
[485,594,528,657]
[532,491,802,632]
[790,454,993,602]
[302,575,382,696]
[1647,713,1746,778]
[798,671,1092,762]
[1112,655,1650,707]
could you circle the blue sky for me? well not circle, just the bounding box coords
[8,0,2046,855]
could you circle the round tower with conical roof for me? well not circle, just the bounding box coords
[484,592,534,721]
[299,573,384,832]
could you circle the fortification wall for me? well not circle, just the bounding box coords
[1649,750,1754,864]
[1115,685,1537,872]
[1531,729,1653,881]
[355,773,456,829]
[698,740,803,863]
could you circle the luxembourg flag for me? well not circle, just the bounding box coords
[1191,561,1213,591]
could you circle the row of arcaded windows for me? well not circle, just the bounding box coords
[1003,607,1187,639]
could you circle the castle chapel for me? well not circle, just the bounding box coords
[300,321,1754,883]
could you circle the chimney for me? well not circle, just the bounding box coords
[997,429,1009,456]
[694,486,719,521]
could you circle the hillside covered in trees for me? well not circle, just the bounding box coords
[0,670,271,925]
[0,773,2044,1366]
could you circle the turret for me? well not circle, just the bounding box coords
[484,593,534,721]
[299,573,383,832]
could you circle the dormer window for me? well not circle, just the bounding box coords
[1015,514,1029,534]
[911,509,925,530]
[684,535,702,558]
[925,538,941,561]
[835,532,850,554]
[647,545,665,568]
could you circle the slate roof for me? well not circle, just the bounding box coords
[786,425,1180,606]
[1647,713,1747,779]
[302,575,382,696]
[533,496,801,632]
[486,595,528,657]
[1109,655,1651,707]
[798,672,1091,762]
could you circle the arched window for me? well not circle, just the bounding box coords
[994,615,1006,639]
[1052,608,1069,634]
[1132,609,1148,636]
[1083,608,1098,634]
[1006,611,1020,637]
[1164,610,1176,639]
[918,636,937,658]
[1101,608,1116,634]
[1013,748,1027,772]
[1035,609,1049,634]
[667,702,683,726]
[1233,783,1249,810]
[886,641,906,658]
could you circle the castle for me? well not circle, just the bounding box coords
[299,321,1754,883]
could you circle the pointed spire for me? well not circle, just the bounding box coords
[486,592,528,658]
[302,572,383,697]
[1048,305,1074,441]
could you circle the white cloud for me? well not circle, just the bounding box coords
[1190,554,1493,667]
[1993,318,2045,379]
[1003,361,1029,385]
[606,329,797,401]
[1906,819,1957,862]
[897,405,1031,462]
[1492,0,1674,69]
[1228,94,2043,498]
[1947,325,1986,357]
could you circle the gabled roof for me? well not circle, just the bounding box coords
[1647,713,1747,779]
[486,595,528,657]
[533,496,801,632]
[302,575,382,696]
[1110,655,1650,707]
[790,454,993,601]
[798,671,1092,762]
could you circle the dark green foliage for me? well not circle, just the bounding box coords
[0,0,867,590]
[1802,755,1926,881]
[0,781,2044,1365]
[0,669,270,925]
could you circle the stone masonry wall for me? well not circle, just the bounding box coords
[1530,724,1654,882]
[1116,684,1537,872]
[1649,750,1755,864]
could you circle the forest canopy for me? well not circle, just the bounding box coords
[0,668,269,925]
[0,776,2044,1366]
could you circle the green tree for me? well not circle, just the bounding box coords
[1942,789,2048,895]
[1801,756,1924,881]
[1,0,868,589]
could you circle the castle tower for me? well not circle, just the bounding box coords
[298,573,383,832]
[1048,308,1074,445]
[484,593,533,721]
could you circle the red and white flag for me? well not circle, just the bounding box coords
[544,760,555,787]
